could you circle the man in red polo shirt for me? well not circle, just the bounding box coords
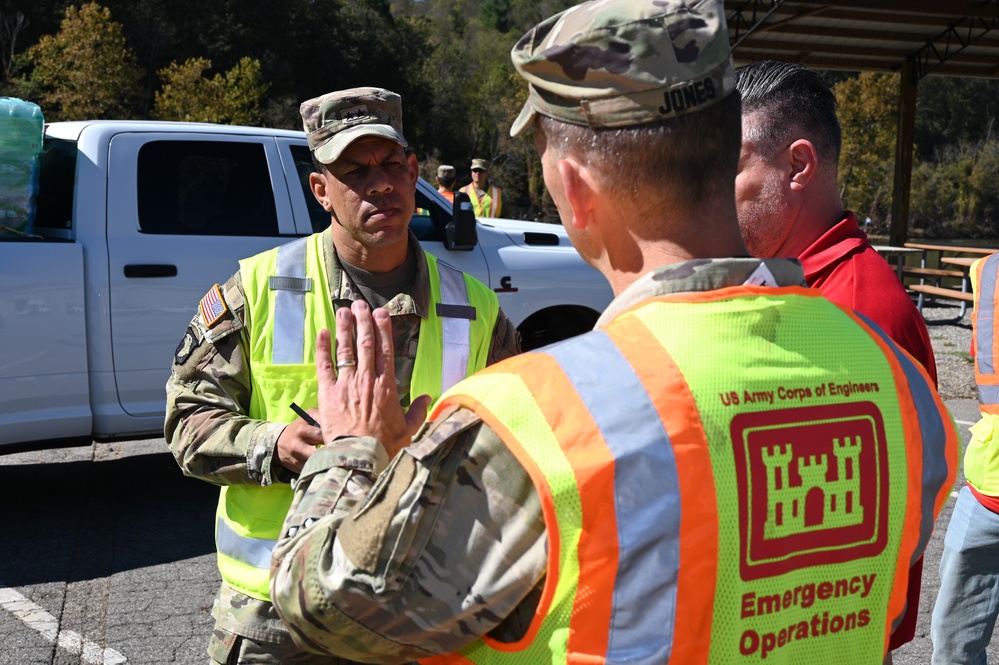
[734,60,936,654]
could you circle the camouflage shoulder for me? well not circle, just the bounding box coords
[488,308,522,363]
[407,405,483,461]
[196,273,246,344]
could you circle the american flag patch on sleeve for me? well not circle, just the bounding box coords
[199,284,229,328]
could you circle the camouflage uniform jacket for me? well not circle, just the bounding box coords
[269,258,808,662]
[164,228,521,645]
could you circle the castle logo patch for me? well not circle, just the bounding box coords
[731,402,889,581]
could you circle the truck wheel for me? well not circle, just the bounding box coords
[517,306,600,352]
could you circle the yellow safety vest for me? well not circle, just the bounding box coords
[216,233,500,601]
[461,184,502,217]
[424,285,956,664]
[965,254,999,496]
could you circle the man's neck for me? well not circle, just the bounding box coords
[784,204,848,259]
[597,221,750,297]
[330,233,410,274]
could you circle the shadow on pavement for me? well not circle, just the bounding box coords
[0,448,218,586]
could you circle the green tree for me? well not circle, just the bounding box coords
[153,56,268,125]
[27,2,143,120]
[915,76,999,161]
[833,72,900,222]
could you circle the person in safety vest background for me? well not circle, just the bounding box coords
[269,2,958,663]
[732,60,939,657]
[931,252,999,664]
[163,86,521,665]
[436,164,456,203]
[459,158,502,217]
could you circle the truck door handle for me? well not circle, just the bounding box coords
[124,264,178,278]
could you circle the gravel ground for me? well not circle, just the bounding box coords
[921,302,976,398]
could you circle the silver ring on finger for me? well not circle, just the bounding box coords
[336,359,356,370]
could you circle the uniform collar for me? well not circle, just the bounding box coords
[596,257,807,329]
[322,227,431,318]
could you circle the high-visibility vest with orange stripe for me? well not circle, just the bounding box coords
[216,233,500,601]
[966,253,999,495]
[425,285,956,664]
[460,184,501,217]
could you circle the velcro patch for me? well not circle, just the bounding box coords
[199,284,229,328]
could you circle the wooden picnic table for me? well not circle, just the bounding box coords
[940,256,977,268]
[872,245,923,281]
[903,242,997,255]
[899,243,996,320]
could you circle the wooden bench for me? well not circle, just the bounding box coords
[908,283,973,302]
[900,266,963,279]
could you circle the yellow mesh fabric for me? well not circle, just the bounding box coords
[632,292,907,663]
[440,370,582,665]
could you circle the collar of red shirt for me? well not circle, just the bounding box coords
[797,211,868,282]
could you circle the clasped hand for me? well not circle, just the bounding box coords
[314,300,431,458]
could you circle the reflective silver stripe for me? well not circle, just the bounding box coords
[216,517,276,570]
[857,313,952,567]
[271,238,309,365]
[980,384,999,405]
[548,332,678,664]
[976,253,999,380]
[436,261,472,392]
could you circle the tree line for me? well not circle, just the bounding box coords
[2,0,999,236]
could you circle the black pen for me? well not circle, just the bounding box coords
[290,402,321,428]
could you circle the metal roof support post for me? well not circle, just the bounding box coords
[890,57,917,247]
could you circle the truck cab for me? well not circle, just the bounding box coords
[0,121,612,448]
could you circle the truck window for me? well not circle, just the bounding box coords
[35,138,78,232]
[137,141,279,236]
[288,144,333,234]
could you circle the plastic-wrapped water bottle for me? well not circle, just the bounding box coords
[0,97,44,237]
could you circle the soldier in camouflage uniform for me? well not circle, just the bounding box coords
[164,87,520,665]
[268,1,956,663]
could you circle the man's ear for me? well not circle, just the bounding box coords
[557,157,597,231]
[310,171,331,211]
[787,139,819,192]
[406,152,419,185]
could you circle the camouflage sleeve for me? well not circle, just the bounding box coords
[487,307,522,365]
[164,272,288,487]
[270,405,547,662]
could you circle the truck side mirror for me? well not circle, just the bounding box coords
[445,190,478,251]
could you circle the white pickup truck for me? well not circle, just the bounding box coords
[0,120,613,449]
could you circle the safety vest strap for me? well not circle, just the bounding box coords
[271,237,310,365]
[216,516,277,570]
[436,260,474,393]
[853,311,957,564]
[973,253,999,406]
[546,331,679,662]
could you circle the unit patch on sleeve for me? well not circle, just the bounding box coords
[199,284,229,328]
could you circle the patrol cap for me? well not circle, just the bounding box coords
[509,0,735,137]
[300,87,407,164]
[471,158,489,171]
[438,164,456,179]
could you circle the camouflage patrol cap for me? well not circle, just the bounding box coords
[509,0,735,136]
[437,164,455,179]
[470,158,489,171]
[300,87,407,164]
